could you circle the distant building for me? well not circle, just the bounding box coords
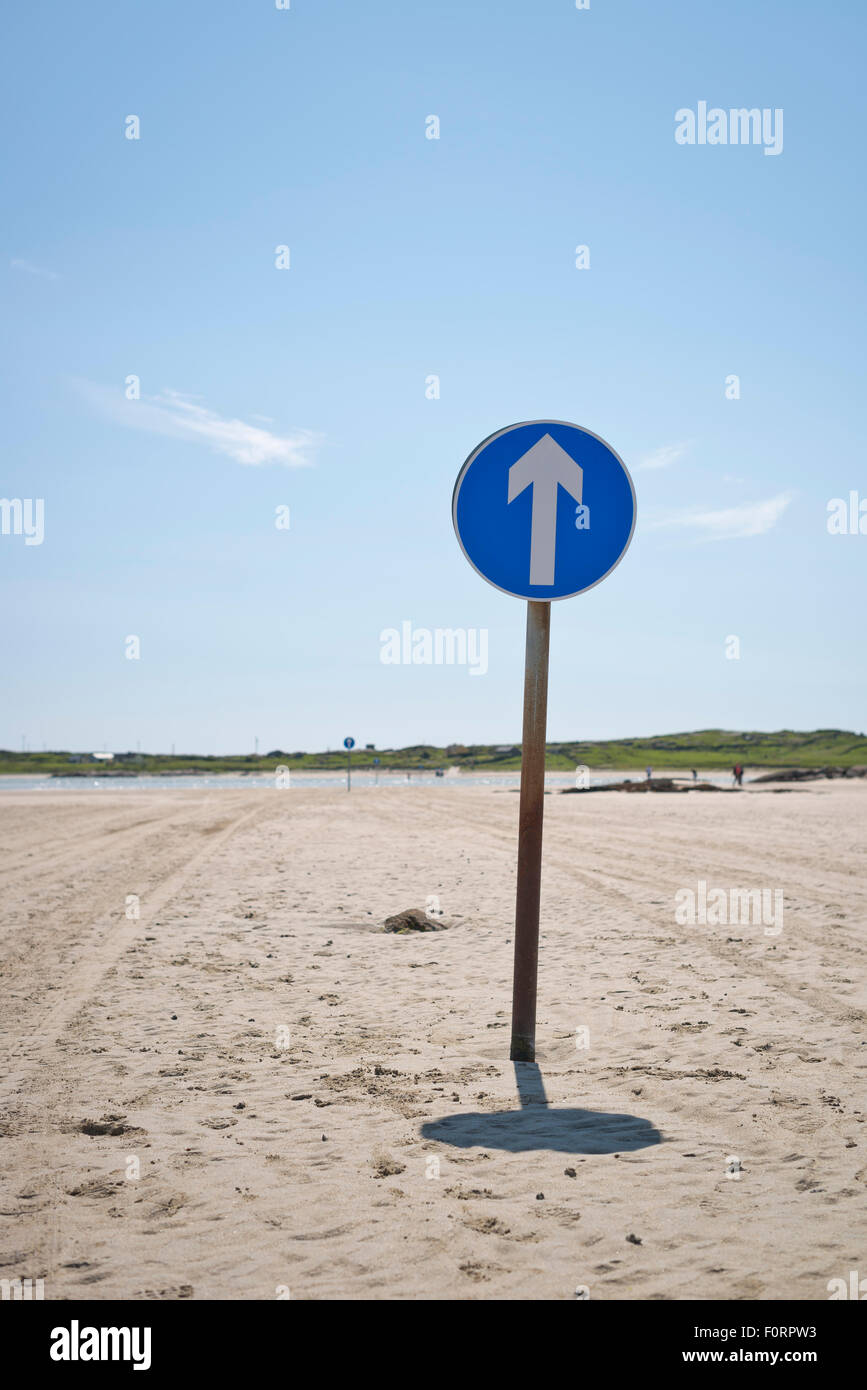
[91,752,114,762]
[365,743,375,750]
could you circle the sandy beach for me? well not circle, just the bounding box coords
[1,780,864,1301]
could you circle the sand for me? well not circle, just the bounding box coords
[1,780,865,1301]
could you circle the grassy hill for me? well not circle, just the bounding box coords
[2,729,866,776]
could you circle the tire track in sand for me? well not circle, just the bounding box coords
[3,801,269,1081]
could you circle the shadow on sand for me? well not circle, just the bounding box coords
[420,1062,662,1156]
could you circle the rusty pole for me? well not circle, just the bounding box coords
[510,599,551,1062]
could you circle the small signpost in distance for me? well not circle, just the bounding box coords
[452,420,636,1061]
[344,736,355,792]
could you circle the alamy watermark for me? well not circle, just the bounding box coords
[1,498,44,545]
[1,1277,44,1300]
[380,621,488,676]
[675,880,783,936]
[675,103,783,157]
[827,492,867,535]
[827,1271,866,1299]
[50,1323,151,1370]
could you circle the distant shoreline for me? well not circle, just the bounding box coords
[2,766,866,791]
[2,729,865,778]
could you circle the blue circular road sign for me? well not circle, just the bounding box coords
[452,420,636,601]
[343,737,355,749]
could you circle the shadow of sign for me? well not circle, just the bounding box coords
[420,1062,662,1156]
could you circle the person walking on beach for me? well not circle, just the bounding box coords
[646,765,652,781]
[732,763,743,786]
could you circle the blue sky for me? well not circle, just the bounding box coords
[2,0,865,754]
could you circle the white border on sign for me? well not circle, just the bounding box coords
[451,419,637,602]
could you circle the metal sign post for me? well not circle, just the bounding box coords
[344,736,355,791]
[452,420,636,1063]
[510,599,550,1060]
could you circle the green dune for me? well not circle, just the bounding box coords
[3,728,866,776]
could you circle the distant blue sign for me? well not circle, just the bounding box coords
[452,420,636,601]
[343,737,355,749]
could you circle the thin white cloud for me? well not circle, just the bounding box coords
[11,258,60,281]
[647,492,794,541]
[636,441,690,471]
[77,381,319,467]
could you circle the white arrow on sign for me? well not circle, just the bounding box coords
[507,433,583,585]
